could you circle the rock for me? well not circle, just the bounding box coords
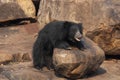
[0,51,13,64]
[0,61,120,80]
[12,53,32,62]
[53,37,105,79]
[0,62,66,80]
[0,23,40,64]
[0,74,9,80]
[0,0,36,22]
[0,50,31,64]
[17,0,36,18]
[37,0,120,55]
[86,23,120,55]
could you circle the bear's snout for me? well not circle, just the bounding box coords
[74,31,83,41]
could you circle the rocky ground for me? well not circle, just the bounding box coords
[0,23,120,80]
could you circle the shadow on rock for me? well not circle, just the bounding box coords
[86,67,106,78]
[0,18,37,27]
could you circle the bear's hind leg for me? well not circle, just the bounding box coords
[44,55,54,70]
[44,43,54,70]
[32,39,45,70]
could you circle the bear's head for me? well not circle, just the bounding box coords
[64,21,83,42]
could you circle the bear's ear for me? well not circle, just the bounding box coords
[63,21,72,29]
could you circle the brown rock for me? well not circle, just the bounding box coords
[17,0,36,18]
[0,51,32,64]
[0,0,36,22]
[0,74,9,80]
[0,51,13,64]
[37,0,120,55]
[13,53,32,62]
[0,62,66,80]
[53,37,105,79]
[0,23,39,64]
[86,23,120,55]
[0,61,120,80]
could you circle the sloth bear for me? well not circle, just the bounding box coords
[32,21,85,70]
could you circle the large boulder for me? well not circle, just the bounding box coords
[53,37,105,79]
[86,23,120,55]
[37,0,120,55]
[0,0,36,22]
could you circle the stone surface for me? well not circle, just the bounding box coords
[0,23,119,80]
[87,23,120,55]
[0,52,13,64]
[53,37,105,79]
[0,74,9,80]
[37,0,120,55]
[0,23,40,64]
[0,0,36,22]
[0,62,66,80]
[0,61,120,80]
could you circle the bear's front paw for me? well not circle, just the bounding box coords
[80,47,86,51]
[34,66,43,71]
[65,47,72,50]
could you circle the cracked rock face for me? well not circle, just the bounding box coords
[87,23,120,55]
[37,0,120,55]
[53,37,105,79]
[0,0,36,22]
